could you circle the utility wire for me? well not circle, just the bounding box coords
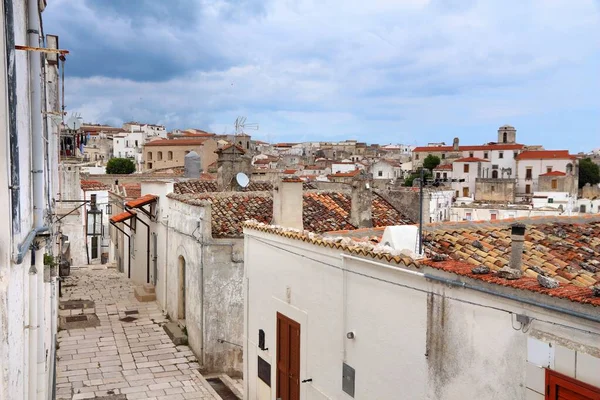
[252,237,600,337]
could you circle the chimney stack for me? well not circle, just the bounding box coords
[509,223,526,273]
[272,178,303,230]
[453,137,459,151]
[350,172,373,229]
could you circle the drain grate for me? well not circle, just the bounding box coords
[66,315,88,322]
[60,299,95,310]
[206,378,240,400]
[124,310,139,315]
[119,316,137,323]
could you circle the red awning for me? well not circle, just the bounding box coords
[125,194,158,209]
[110,210,136,223]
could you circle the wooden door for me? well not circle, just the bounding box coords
[277,312,300,400]
[462,187,469,197]
[546,369,600,399]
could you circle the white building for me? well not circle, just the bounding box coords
[1,1,61,397]
[515,150,578,200]
[243,220,600,400]
[370,159,403,180]
[451,157,491,199]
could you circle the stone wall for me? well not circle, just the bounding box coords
[538,175,578,197]
[376,188,428,224]
[474,178,515,202]
[581,183,600,199]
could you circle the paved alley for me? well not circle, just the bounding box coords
[56,265,220,400]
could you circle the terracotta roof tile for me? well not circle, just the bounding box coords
[516,150,576,160]
[81,180,110,191]
[173,180,274,194]
[454,157,490,163]
[414,144,524,152]
[539,170,567,177]
[328,169,361,178]
[145,138,208,147]
[125,194,158,208]
[168,190,413,237]
[110,210,136,223]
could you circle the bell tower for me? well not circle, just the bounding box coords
[498,125,516,143]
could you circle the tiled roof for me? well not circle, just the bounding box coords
[283,169,297,174]
[414,144,524,152]
[168,190,413,237]
[244,218,600,307]
[125,194,158,209]
[81,180,110,191]
[434,164,453,170]
[216,144,246,154]
[173,180,274,194]
[454,157,489,163]
[424,218,600,288]
[516,150,576,160]
[110,210,136,223]
[145,139,208,147]
[539,171,567,177]
[328,170,361,178]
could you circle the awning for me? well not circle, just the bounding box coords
[109,210,136,224]
[125,194,158,209]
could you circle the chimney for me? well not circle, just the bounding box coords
[272,178,303,230]
[509,223,526,272]
[453,137,459,151]
[350,172,373,228]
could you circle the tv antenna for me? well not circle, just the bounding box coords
[234,116,258,135]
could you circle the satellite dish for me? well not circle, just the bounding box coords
[236,172,250,188]
[66,115,82,130]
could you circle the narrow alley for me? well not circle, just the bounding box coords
[55,265,227,400]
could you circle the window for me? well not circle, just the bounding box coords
[547,166,553,173]
[499,151,504,159]
[157,151,163,161]
[168,151,173,160]
[135,140,138,147]
[548,198,554,203]
[490,213,497,220]
[147,152,152,160]
[492,170,498,179]
[441,153,445,159]
[415,154,419,160]
[514,151,518,159]
[469,152,474,158]
[484,152,488,159]
[526,168,532,180]
[436,172,441,179]
[378,171,383,177]
[464,164,470,173]
[525,184,531,194]
[546,368,600,399]
[443,172,447,179]
[247,141,250,149]
[465,212,472,220]
[502,132,507,143]
[551,179,558,189]
[566,163,573,174]
[147,162,153,169]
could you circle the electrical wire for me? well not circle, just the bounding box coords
[253,237,600,337]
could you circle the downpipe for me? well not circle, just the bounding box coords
[36,248,46,400]
[28,251,39,400]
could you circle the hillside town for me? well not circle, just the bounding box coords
[2,1,600,400]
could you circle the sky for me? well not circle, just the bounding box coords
[45,0,600,152]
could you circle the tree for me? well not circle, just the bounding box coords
[423,154,441,172]
[106,158,136,174]
[404,169,432,187]
[579,158,600,188]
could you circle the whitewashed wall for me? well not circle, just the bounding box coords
[243,229,600,400]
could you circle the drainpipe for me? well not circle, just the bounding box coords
[28,250,39,400]
[28,0,45,230]
[36,245,46,400]
[134,217,151,284]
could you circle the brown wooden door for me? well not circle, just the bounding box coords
[462,187,469,197]
[277,312,300,400]
[546,369,600,400]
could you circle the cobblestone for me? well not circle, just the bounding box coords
[56,266,219,400]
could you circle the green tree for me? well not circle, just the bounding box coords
[106,158,136,174]
[579,158,600,188]
[404,169,432,187]
[423,154,441,172]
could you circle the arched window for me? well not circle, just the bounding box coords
[147,152,152,160]
[492,170,498,179]
[168,151,173,160]
[503,132,508,143]
[157,151,163,161]
[566,163,573,174]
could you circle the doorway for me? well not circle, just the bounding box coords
[178,256,186,321]
[277,312,300,400]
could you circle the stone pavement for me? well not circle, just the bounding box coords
[56,265,220,400]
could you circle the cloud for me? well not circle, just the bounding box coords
[45,0,600,151]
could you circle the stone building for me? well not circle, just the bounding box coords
[143,138,218,172]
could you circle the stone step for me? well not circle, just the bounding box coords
[163,322,188,346]
[143,283,156,294]
[134,286,156,302]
